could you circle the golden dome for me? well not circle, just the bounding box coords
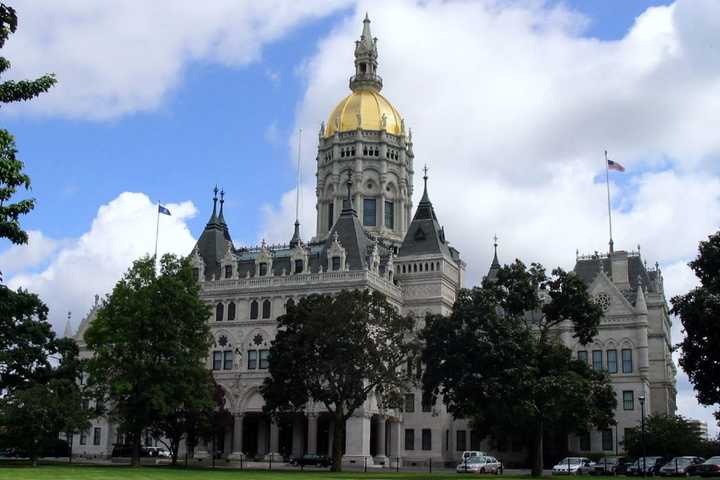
[324,89,403,137]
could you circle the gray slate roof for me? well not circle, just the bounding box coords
[398,181,452,258]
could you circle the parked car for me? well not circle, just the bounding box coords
[659,457,705,476]
[463,451,487,460]
[627,457,666,476]
[616,458,634,476]
[552,457,594,475]
[155,448,171,458]
[456,456,502,474]
[696,456,720,477]
[289,453,332,468]
[590,456,626,475]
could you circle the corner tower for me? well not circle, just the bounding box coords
[315,15,414,245]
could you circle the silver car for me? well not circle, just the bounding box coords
[552,457,594,475]
[457,456,502,474]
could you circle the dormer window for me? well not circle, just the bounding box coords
[259,262,268,277]
[224,265,232,279]
[332,256,341,271]
[295,259,303,274]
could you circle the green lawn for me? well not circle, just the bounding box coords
[0,464,576,480]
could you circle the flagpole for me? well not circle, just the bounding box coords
[604,150,614,254]
[154,202,160,261]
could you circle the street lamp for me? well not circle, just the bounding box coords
[639,395,646,477]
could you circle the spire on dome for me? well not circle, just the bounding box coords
[351,14,382,92]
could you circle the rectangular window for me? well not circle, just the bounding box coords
[623,428,633,447]
[622,349,633,373]
[470,430,481,451]
[623,390,634,410]
[416,358,422,380]
[332,256,341,271]
[445,430,449,452]
[93,427,101,446]
[259,349,270,369]
[405,429,415,450]
[80,431,87,445]
[384,200,394,229]
[456,430,467,451]
[327,203,334,231]
[212,351,222,371]
[294,259,303,274]
[579,432,591,451]
[577,350,588,363]
[258,263,268,277]
[247,350,258,370]
[422,429,432,451]
[592,350,603,370]
[224,265,232,278]
[223,351,233,370]
[607,350,618,374]
[602,429,613,451]
[363,198,377,226]
[404,393,415,413]
[421,393,434,413]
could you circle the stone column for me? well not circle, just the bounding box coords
[374,417,388,465]
[292,415,304,457]
[328,419,335,457]
[388,418,401,461]
[257,418,267,456]
[343,413,373,466]
[269,420,280,454]
[307,414,318,455]
[228,414,244,461]
[195,438,209,460]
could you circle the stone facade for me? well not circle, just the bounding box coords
[67,15,675,465]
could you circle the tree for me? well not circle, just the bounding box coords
[422,260,616,476]
[671,231,720,425]
[261,290,416,471]
[84,254,212,467]
[0,337,90,466]
[153,368,216,465]
[0,3,56,251]
[623,414,707,458]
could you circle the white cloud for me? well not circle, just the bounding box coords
[5,192,197,335]
[259,183,317,246]
[280,0,720,431]
[0,230,59,277]
[2,0,351,119]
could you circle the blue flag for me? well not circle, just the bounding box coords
[158,205,171,216]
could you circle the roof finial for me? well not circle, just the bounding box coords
[491,234,500,268]
[423,164,429,190]
[208,185,219,224]
[218,188,226,224]
[345,169,353,208]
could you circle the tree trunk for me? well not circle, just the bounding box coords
[171,436,180,465]
[66,432,73,463]
[531,418,544,477]
[131,430,142,467]
[331,414,345,472]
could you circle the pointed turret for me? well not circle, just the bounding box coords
[485,236,501,282]
[635,276,648,314]
[350,14,382,92]
[195,187,233,280]
[322,170,372,270]
[398,166,451,258]
[63,311,73,338]
[289,220,301,248]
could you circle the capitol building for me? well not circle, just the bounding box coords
[71,16,677,466]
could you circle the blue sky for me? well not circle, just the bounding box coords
[2,0,719,433]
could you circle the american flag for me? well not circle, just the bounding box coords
[607,159,625,172]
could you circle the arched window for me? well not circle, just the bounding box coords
[250,300,259,320]
[402,265,406,273]
[215,303,224,322]
[430,263,434,271]
[285,298,295,311]
[262,299,271,319]
[227,302,236,321]
[413,264,418,273]
[425,263,429,271]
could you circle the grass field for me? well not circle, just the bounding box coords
[0,464,576,480]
